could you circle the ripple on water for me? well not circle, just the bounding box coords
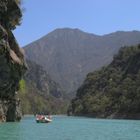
[0,116,140,140]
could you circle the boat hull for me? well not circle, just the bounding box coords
[36,115,52,123]
[36,119,52,123]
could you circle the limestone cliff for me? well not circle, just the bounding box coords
[0,0,26,122]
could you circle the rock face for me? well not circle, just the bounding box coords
[0,0,26,122]
[25,60,63,99]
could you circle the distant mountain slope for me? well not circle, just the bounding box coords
[19,60,68,114]
[24,28,140,94]
[68,45,140,119]
[25,60,63,98]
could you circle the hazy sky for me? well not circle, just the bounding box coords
[13,0,140,46]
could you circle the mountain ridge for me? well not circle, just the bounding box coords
[24,28,140,47]
[24,28,140,94]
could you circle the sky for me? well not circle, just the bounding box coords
[13,0,140,47]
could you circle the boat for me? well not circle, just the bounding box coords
[36,115,52,123]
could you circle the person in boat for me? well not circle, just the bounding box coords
[36,114,44,120]
[47,115,51,119]
[47,113,52,120]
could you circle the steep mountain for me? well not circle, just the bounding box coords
[19,60,68,114]
[68,44,140,119]
[24,28,140,94]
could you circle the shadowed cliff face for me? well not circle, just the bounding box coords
[0,0,26,122]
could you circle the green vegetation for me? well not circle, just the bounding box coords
[69,44,140,119]
[19,79,26,93]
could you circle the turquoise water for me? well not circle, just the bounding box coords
[0,116,140,140]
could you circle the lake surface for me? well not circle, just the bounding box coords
[0,115,140,140]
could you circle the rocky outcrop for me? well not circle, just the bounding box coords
[0,0,26,122]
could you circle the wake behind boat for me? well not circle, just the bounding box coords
[36,115,52,123]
